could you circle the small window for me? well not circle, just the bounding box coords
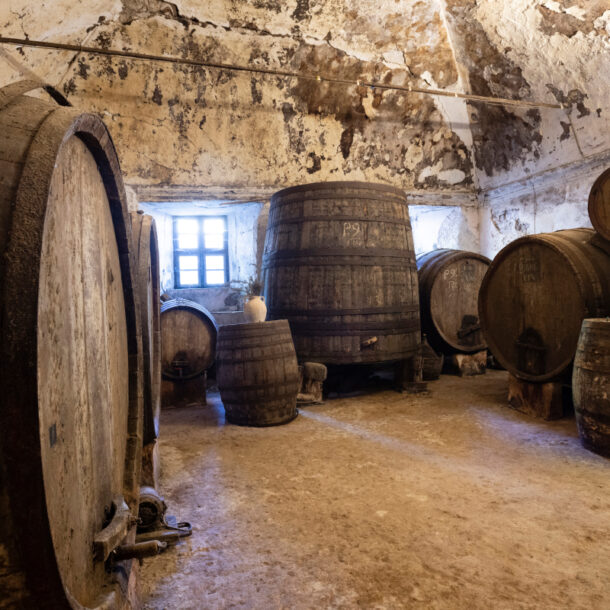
[173,216,228,288]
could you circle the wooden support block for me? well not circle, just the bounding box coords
[141,440,160,489]
[507,374,566,420]
[395,353,428,393]
[422,339,444,381]
[161,372,207,409]
[444,350,487,376]
[297,362,327,404]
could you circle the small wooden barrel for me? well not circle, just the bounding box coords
[263,181,420,365]
[131,212,161,445]
[0,81,142,608]
[588,168,610,241]
[417,249,490,354]
[216,320,300,426]
[572,318,610,457]
[160,298,217,380]
[479,229,610,381]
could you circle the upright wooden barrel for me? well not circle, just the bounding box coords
[588,168,610,241]
[0,82,142,608]
[216,320,300,426]
[263,181,420,364]
[417,249,490,354]
[572,319,610,457]
[479,228,610,382]
[160,298,217,380]
[131,212,161,445]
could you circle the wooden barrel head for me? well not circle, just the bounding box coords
[161,299,217,380]
[588,168,610,241]
[479,230,610,381]
[417,249,490,354]
[37,135,130,606]
[0,85,141,608]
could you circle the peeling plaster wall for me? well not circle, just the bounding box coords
[440,0,609,257]
[410,205,480,256]
[0,0,477,197]
[442,0,609,189]
[2,0,608,266]
[479,151,609,258]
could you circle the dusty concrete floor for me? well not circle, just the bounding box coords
[139,371,610,609]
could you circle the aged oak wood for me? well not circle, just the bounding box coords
[417,249,490,354]
[160,298,217,380]
[263,181,420,365]
[588,168,610,241]
[572,318,610,456]
[508,375,567,420]
[131,212,161,444]
[479,228,610,382]
[216,320,300,426]
[0,83,142,609]
[130,212,161,489]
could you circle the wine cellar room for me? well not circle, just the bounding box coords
[0,0,609,609]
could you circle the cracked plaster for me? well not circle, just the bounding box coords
[1,0,608,264]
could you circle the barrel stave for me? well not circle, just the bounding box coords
[263,182,420,365]
[573,319,610,456]
[479,229,610,382]
[0,84,142,608]
[217,321,299,426]
[417,249,490,354]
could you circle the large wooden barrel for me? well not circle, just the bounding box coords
[417,249,490,354]
[479,228,610,382]
[216,320,300,426]
[0,82,142,608]
[160,298,217,380]
[263,181,420,364]
[131,212,161,445]
[572,319,610,457]
[588,168,610,241]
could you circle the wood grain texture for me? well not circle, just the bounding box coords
[417,249,490,354]
[572,318,610,456]
[508,375,566,421]
[0,83,142,609]
[588,168,610,241]
[131,213,161,445]
[160,298,217,380]
[216,320,299,426]
[479,229,610,382]
[263,182,420,365]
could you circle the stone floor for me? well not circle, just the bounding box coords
[139,370,610,609]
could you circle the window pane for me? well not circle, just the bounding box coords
[178,233,198,249]
[205,255,224,270]
[179,270,199,286]
[179,255,199,270]
[203,218,225,234]
[176,218,198,234]
[206,269,225,285]
[204,232,223,249]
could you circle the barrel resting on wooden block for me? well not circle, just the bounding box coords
[298,362,328,404]
[507,374,570,420]
[395,353,428,393]
[161,374,207,409]
[444,351,487,377]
